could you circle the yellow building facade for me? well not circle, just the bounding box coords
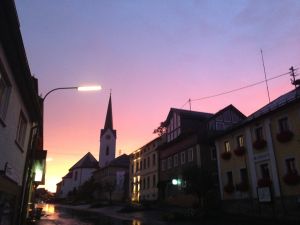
[215,87,300,215]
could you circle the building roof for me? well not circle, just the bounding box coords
[247,87,300,121]
[208,104,246,121]
[69,152,98,170]
[0,0,42,122]
[104,93,113,130]
[164,108,213,125]
[214,87,300,137]
[108,154,129,167]
[62,171,72,179]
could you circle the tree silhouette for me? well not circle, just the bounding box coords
[153,122,167,136]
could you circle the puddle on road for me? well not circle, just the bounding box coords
[40,204,139,225]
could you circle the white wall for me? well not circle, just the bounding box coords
[0,43,33,185]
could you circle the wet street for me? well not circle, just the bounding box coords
[36,204,142,225]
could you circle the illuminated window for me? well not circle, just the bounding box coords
[237,135,244,147]
[224,141,230,152]
[16,111,27,148]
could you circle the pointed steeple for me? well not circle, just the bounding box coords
[104,93,113,130]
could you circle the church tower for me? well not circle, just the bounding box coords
[99,94,116,167]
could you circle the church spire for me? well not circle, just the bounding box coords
[104,93,113,130]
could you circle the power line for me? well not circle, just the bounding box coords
[180,69,296,109]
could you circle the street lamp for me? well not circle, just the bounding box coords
[42,85,102,101]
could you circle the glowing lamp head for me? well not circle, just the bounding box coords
[172,179,178,185]
[77,85,102,91]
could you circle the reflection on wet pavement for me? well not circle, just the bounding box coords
[37,204,136,225]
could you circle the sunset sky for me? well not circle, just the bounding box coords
[15,0,300,192]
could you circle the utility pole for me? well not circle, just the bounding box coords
[290,66,298,89]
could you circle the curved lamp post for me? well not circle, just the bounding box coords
[43,85,102,101]
[20,85,101,224]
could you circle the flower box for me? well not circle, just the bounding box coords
[257,178,272,187]
[224,184,235,193]
[236,182,249,192]
[276,131,294,143]
[253,139,267,150]
[283,173,300,185]
[234,146,246,156]
[221,151,231,160]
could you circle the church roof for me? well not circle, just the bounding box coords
[104,94,113,130]
[108,154,129,167]
[101,94,116,137]
[70,152,98,170]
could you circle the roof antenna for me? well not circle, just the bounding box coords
[188,98,192,111]
[260,49,271,103]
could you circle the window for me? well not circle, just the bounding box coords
[106,146,109,155]
[16,112,27,148]
[153,175,156,187]
[144,159,146,169]
[255,127,263,141]
[131,164,134,174]
[140,179,143,190]
[136,161,139,172]
[173,154,178,167]
[226,171,233,184]
[74,171,78,181]
[278,117,289,132]
[152,154,156,166]
[286,158,297,174]
[224,141,230,152]
[188,148,193,162]
[147,176,150,189]
[167,157,172,169]
[237,135,244,147]
[260,164,270,179]
[240,168,248,183]
[0,70,11,123]
[147,157,150,168]
[140,161,143,170]
[211,147,217,160]
[161,160,166,171]
[181,151,186,165]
